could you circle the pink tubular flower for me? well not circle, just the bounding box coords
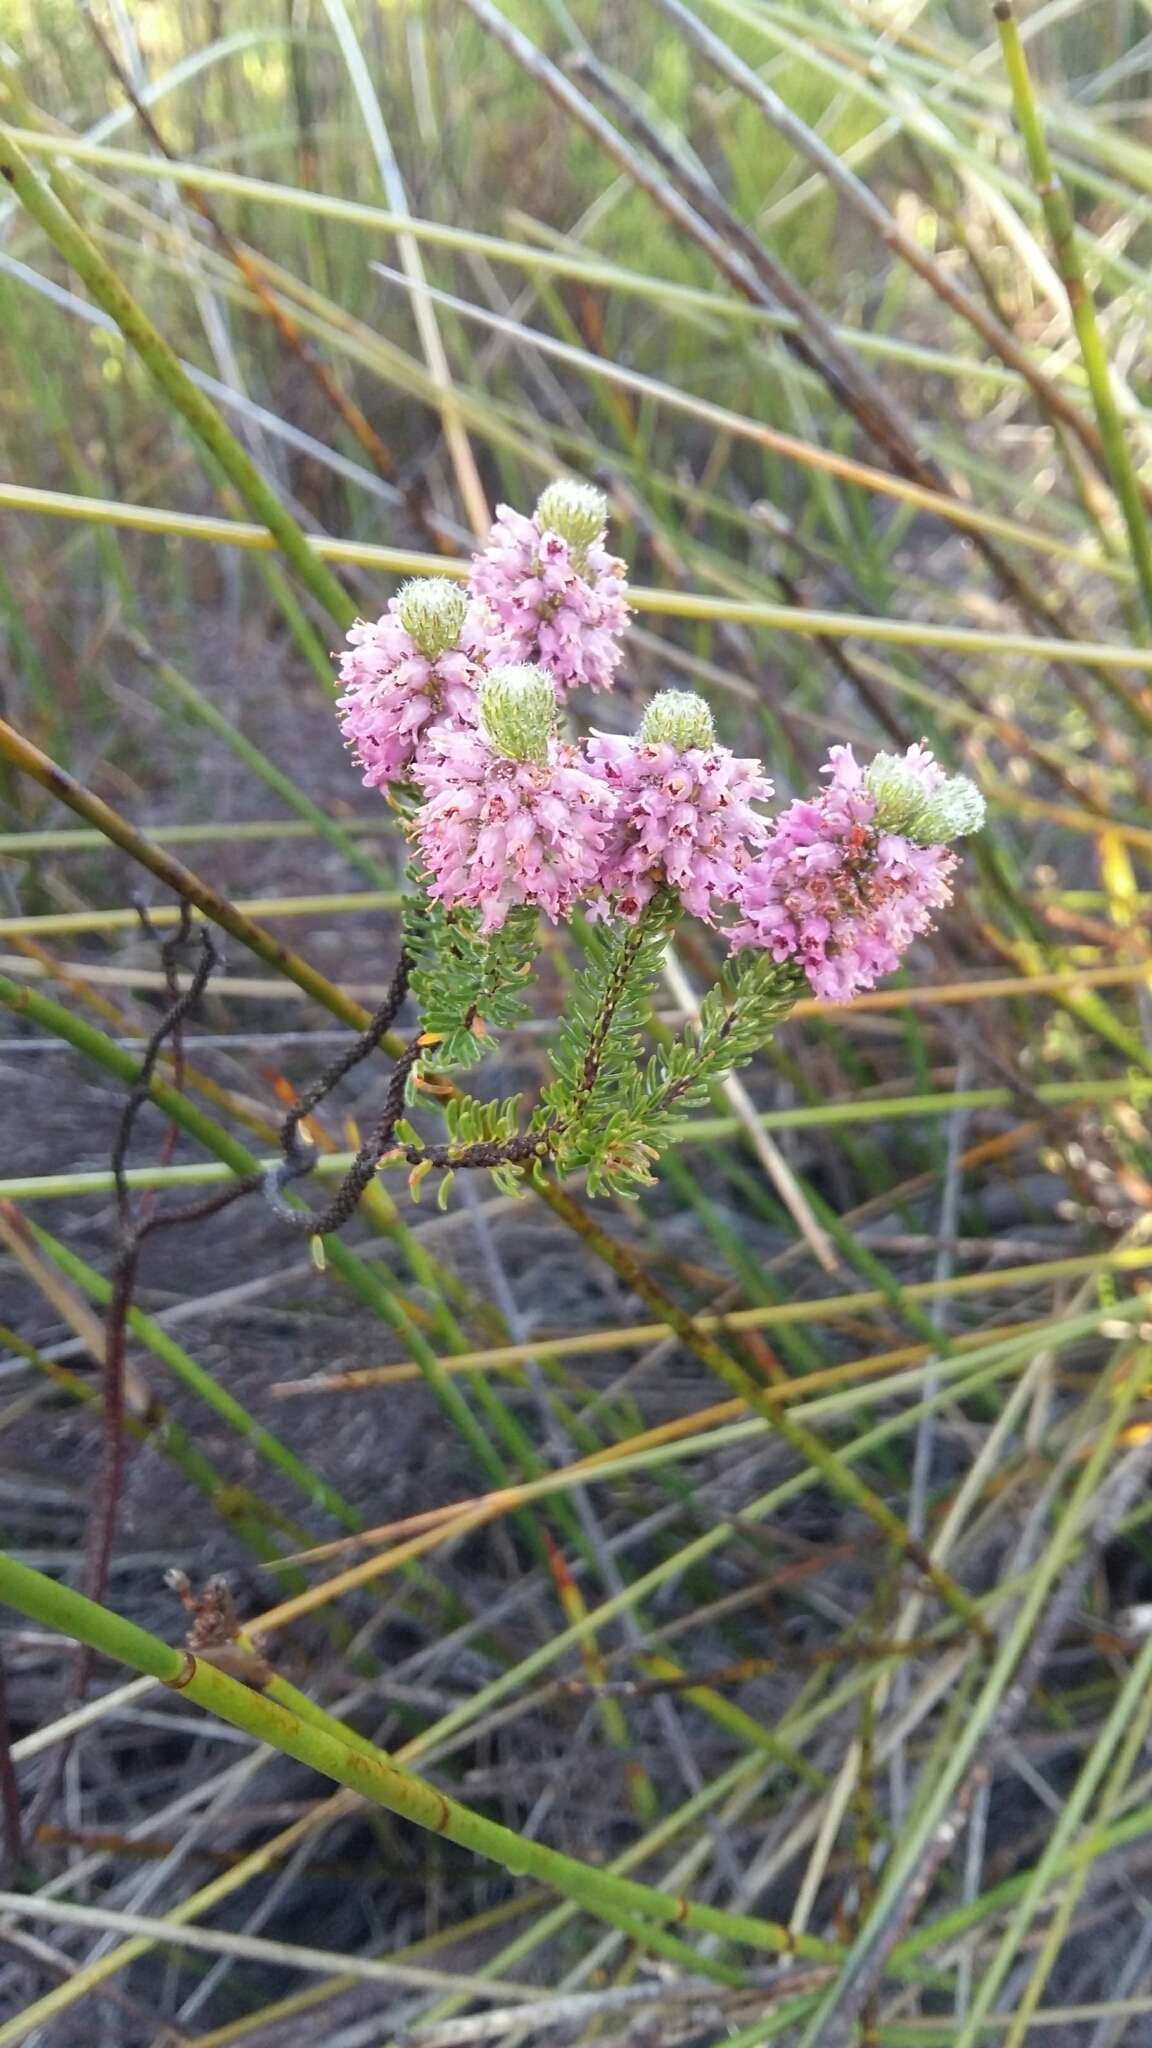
[335,582,479,790]
[467,484,630,698]
[585,692,773,923]
[411,667,617,933]
[729,744,958,1001]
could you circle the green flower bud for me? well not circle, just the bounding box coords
[934,777,985,839]
[534,478,608,556]
[864,751,985,844]
[479,663,558,763]
[639,689,715,753]
[396,578,468,659]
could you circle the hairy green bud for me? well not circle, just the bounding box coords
[639,689,716,753]
[479,663,558,763]
[932,777,986,839]
[864,750,986,845]
[396,578,468,659]
[535,478,608,556]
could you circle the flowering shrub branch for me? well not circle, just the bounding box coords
[302,478,984,1222]
[405,890,538,1071]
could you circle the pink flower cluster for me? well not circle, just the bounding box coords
[336,598,478,789]
[413,724,616,934]
[729,745,957,1001]
[333,491,978,994]
[335,482,630,794]
[586,732,773,923]
[412,684,777,935]
[468,504,629,698]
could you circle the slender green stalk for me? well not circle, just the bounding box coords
[796,1345,1151,2042]
[0,1318,305,1565]
[23,1221,362,1533]
[952,1624,1152,2046]
[0,1342,1098,2044]
[0,892,402,937]
[0,1082,1139,1203]
[119,630,396,886]
[683,1075,1144,1140]
[294,1249,1150,1386]
[994,1,1152,637]
[11,481,1152,665]
[0,819,391,855]
[638,1652,827,1789]
[539,1184,991,1640]
[0,478,466,572]
[0,122,354,628]
[245,546,338,690]
[0,1552,837,1967]
[0,717,374,1033]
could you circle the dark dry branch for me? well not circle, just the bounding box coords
[266,1032,425,1235]
[401,1132,549,1172]
[19,909,230,1845]
[93,909,220,1616]
[277,947,413,1170]
[137,1176,266,1234]
[109,907,207,1204]
[262,951,428,1232]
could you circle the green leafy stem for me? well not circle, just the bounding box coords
[391,886,803,1203]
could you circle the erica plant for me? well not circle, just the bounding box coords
[326,479,984,1210]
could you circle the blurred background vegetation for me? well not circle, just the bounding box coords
[5,3,1152,2044]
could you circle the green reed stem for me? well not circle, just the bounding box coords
[0,717,374,1033]
[0,1318,306,1565]
[8,480,1152,669]
[22,1221,361,1533]
[0,1077,1139,1201]
[0,121,354,629]
[0,820,390,856]
[0,893,402,937]
[995,0,1152,638]
[0,1552,837,1967]
[119,631,395,887]
[538,1183,992,1643]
